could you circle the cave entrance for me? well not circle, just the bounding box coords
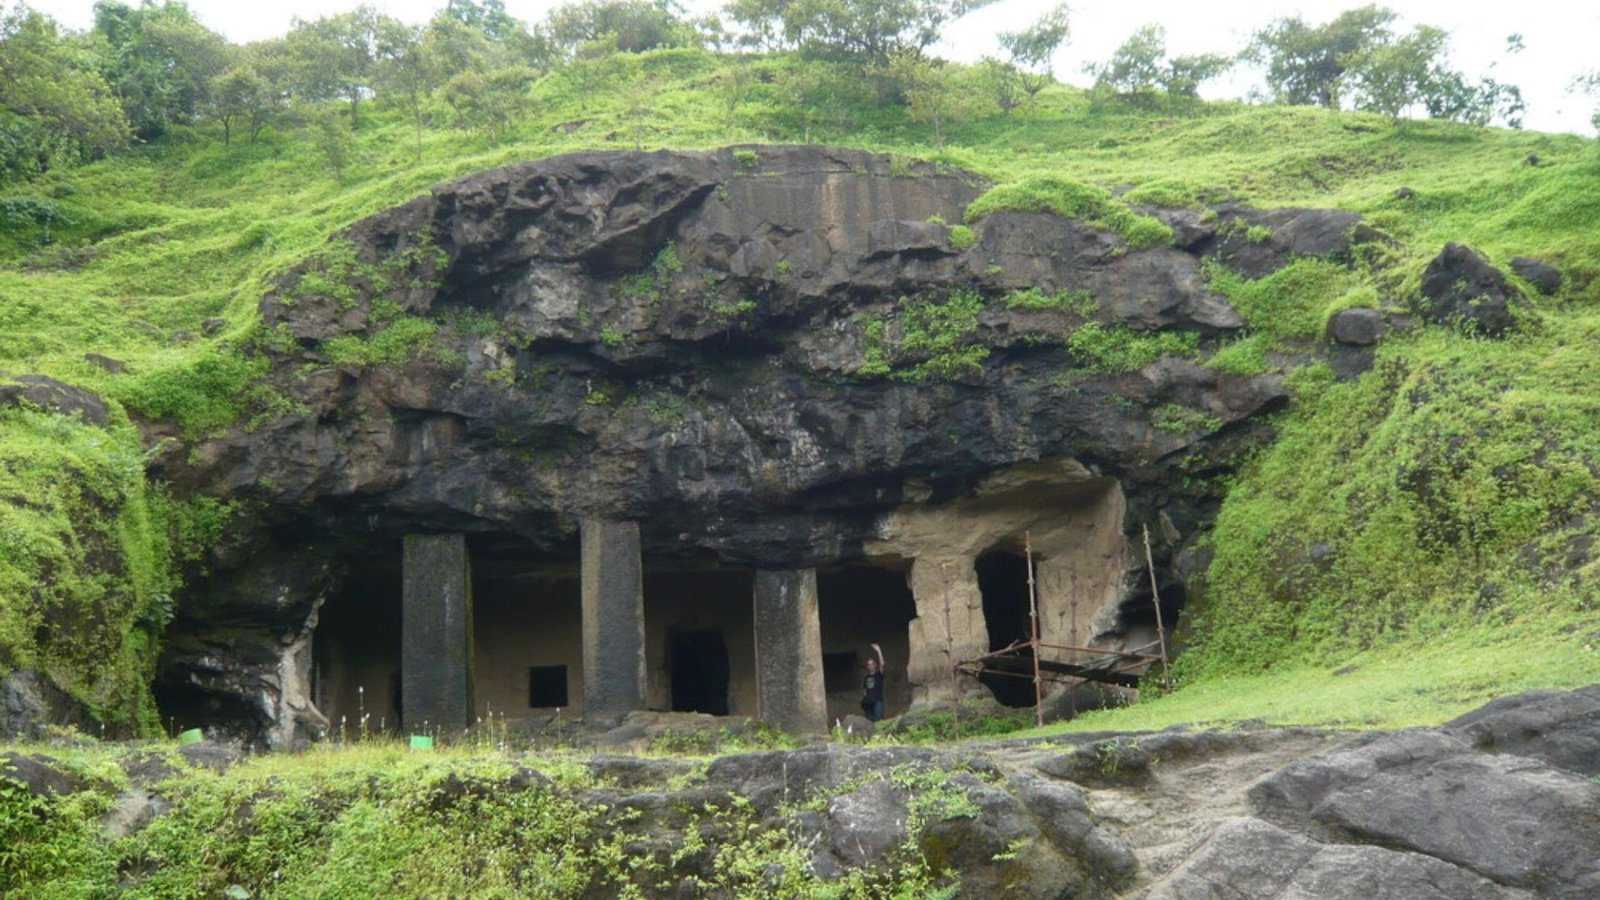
[975,547,1039,708]
[645,568,756,716]
[818,561,916,723]
[472,551,583,718]
[668,629,731,715]
[312,555,403,735]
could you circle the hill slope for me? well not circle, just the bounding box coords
[2,48,1599,732]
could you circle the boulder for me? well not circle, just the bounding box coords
[825,778,907,868]
[1249,729,1600,897]
[0,374,109,426]
[1419,243,1523,336]
[0,751,90,798]
[83,352,126,374]
[1327,307,1385,345]
[0,671,90,740]
[1509,256,1562,295]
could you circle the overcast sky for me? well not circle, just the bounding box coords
[26,0,1600,135]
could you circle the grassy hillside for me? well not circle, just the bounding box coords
[2,47,1599,731]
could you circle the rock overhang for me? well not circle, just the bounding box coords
[189,144,1319,569]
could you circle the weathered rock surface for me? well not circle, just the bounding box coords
[1420,242,1524,336]
[150,146,1391,745]
[1326,306,1384,345]
[7,685,1598,896]
[1510,256,1562,295]
[1442,682,1600,775]
[0,373,109,426]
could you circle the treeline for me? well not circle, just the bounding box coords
[0,0,1576,186]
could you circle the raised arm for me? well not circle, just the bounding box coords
[871,642,884,671]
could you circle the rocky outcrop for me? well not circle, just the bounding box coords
[6,684,1598,896]
[0,374,109,426]
[1153,684,1600,898]
[1420,242,1525,336]
[148,146,1391,745]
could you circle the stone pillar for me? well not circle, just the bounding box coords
[753,568,826,734]
[906,556,988,704]
[402,534,474,733]
[580,518,647,717]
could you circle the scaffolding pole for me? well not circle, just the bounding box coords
[1142,523,1172,691]
[1025,531,1043,728]
[940,561,960,740]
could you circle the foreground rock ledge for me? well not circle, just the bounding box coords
[4,685,1598,897]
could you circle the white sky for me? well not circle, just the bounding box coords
[26,0,1600,134]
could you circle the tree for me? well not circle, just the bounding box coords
[374,19,437,160]
[285,6,384,126]
[1087,25,1231,109]
[1574,70,1600,136]
[1164,53,1232,100]
[0,6,130,182]
[209,63,270,145]
[997,1,1068,109]
[1250,7,1522,127]
[978,57,1021,115]
[545,0,697,56]
[1248,5,1396,109]
[725,0,995,63]
[888,51,966,147]
[440,0,552,65]
[91,0,228,139]
[1089,24,1166,102]
[443,65,536,139]
[313,107,353,179]
[443,0,521,43]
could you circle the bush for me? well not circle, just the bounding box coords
[1066,321,1199,373]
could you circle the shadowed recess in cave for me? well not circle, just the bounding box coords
[312,556,403,735]
[644,568,756,716]
[976,547,1040,708]
[473,555,582,720]
[818,562,916,721]
[668,629,731,715]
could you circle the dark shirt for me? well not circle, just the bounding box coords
[862,671,883,702]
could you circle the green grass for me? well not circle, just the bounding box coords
[1023,613,1600,736]
[0,44,1598,736]
[0,737,965,898]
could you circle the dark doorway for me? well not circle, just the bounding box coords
[528,665,569,709]
[817,562,917,723]
[669,629,730,715]
[312,555,404,733]
[975,548,1038,707]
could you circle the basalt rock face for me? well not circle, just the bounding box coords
[152,146,1391,746]
[172,146,1309,555]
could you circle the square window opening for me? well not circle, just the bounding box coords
[528,665,569,708]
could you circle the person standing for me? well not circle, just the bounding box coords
[861,642,886,722]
